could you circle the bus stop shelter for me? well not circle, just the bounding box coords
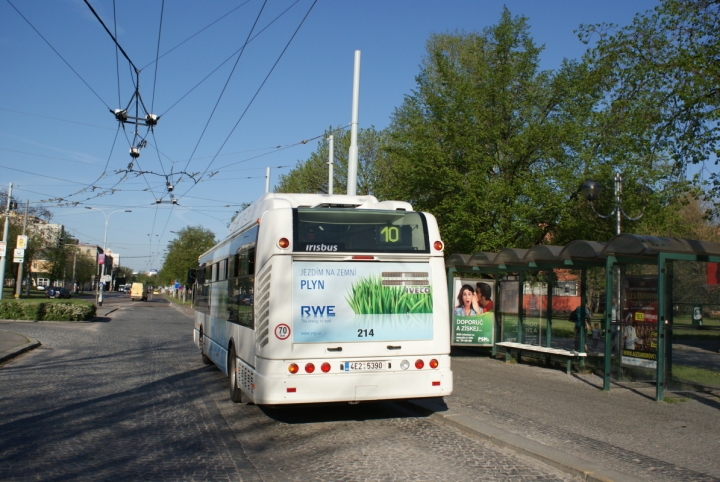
[447,234,720,401]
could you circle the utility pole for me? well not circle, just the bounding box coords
[15,200,28,298]
[0,182,13,300]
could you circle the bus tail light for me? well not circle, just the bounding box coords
[415,359,424,369]
[321,362,331,373]
[429,359,439,369]
[432,381,440,386]
[278,237,290,249]
[287,387,296,392]
[305,363,315,373]
[288,363,299,374]
[400,360,410,370]
[433,241,443,251]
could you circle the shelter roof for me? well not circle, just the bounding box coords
[558,240,606,261]
[523,245,564,263]
[601,234,720,257]
[494,248,529,265]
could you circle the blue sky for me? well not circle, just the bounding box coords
[0,0,660,272]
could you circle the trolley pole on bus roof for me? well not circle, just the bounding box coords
[265,167,271,193]
[347,50,361,196]
[328,134,334,195]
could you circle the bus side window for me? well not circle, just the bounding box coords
[248,247,255,275]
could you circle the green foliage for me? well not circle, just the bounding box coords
[345,276,433,314]
[382,9,604,255]
[159,226,216,286]
[578,0,720,211]
[41,302,96,321]
[0,300,96,321]
[275,126,390,196]
[73,251,97,288]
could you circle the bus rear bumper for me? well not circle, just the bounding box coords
[249,357,453,405]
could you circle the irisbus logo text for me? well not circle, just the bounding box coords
[305,244,338,252]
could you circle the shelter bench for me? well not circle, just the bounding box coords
[495,342,587,374]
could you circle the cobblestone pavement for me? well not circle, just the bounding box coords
[0,295,574,482]
[448,350,720,482]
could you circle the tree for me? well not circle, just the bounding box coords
[159,226,216,286]
[383,9,607,255]
[275,126,390,196]
[73,251,97,291]
[578,0,720,210]
[42,232,76,286]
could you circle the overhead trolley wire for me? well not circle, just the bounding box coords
[150,0,165,115]
[83,0,139,74]
[159,0,302,118]
[113,0,122,109]
[6,0,111,111]
[179,0,269,179]
[177,0,318,204]
[139,0,253,71]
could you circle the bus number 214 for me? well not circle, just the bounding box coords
[358,329,374,337]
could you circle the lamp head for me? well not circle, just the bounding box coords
[581,179,601,202]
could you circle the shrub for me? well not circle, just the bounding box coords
[0,301,96,321]
[41,302,96,321]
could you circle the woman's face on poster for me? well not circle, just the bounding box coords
[462,288,473,306]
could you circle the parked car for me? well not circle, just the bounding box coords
[37,285,46,291]
[45,287,72,299]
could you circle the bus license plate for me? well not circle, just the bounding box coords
[344,361,386,371]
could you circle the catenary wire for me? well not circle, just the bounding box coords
[159,0,301,118]
[177,0,318,204]
[6,0,111,111]
[139,0,253,71]
[179,0,269,181]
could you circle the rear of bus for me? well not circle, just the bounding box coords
[250,203,452,404]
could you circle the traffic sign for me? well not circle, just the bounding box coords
[13,257,23,263]
[13,248,24,258]
[0,241,5,257]
[16,235,28,249]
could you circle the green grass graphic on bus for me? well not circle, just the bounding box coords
[292,262,434,343]
[345,276,432,315]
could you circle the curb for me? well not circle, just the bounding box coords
[404,399,644,482]
[0,337,41,364]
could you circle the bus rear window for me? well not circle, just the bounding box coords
[294,208,429,253]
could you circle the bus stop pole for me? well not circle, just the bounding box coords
[546,270,553,347]
[656,254,667,402]
[603,256,616,391]
[518,271,524,344]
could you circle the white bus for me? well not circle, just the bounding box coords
[192,193,453,405]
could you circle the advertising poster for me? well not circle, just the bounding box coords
[451,278,494,346]
[292,262,434,343]
[621,275,658,369]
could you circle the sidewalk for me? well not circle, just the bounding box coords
[0,329,40,363]
[407,348,720,482]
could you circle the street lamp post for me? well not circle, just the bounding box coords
[580,171,646,236]
[581,171,646,390]
[85,207,131,306]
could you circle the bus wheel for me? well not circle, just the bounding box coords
[228,346,243,403]
[200,331,212,365]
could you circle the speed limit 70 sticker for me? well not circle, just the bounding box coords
[275,324,291,340]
